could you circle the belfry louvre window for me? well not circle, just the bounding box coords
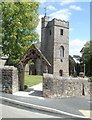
[50,30,51,35]
[60,29,63,35]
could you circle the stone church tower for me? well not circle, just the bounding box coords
[41,16,69,76]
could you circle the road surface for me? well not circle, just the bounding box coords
[1,102,61,118]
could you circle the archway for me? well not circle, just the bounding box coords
[28,59,37,75]
[17,44,51,90]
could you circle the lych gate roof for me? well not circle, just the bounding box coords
[18,44,51,66]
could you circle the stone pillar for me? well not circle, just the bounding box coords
[0,59,6,66]
[0,66,18,94]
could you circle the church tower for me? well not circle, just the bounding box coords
[41,16,69,76]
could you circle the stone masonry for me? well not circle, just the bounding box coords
[43,74,91,98]
[0,66,18,94]
[41,16,69,76]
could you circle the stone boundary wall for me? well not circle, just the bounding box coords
[43,74,91,98]
[0,66,18,94]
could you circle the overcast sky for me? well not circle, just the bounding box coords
[36,0,90,56]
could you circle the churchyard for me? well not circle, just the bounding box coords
[0,2,92,99]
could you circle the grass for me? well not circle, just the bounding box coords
[24,75,43,87]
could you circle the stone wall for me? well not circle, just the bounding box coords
[43,74,91,98]
[0,66,18,94]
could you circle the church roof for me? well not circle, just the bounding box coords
[18,44,51,67]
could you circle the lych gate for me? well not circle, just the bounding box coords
[17,44,51,90]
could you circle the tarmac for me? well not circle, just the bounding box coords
[0,83,92,119]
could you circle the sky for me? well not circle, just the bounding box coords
[36,0,90,57]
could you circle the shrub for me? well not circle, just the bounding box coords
[24,85,28,90]
[88,77,92,82]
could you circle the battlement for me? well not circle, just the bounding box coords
[53,18,69,23]
[48,18,69,28]
[42,16,69,29]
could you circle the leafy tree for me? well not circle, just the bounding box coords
[73,55,81,63]
[73,55,83,75]
[69,55,76,75]
[2,1,40,65]
[80,41,92,76]
[75,62,81,76]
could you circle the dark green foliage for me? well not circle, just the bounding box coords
[24,85,28,90]
[81,41,92,76]
[75,62,80,76]
[73,41,92,76]
[69,55,76,75]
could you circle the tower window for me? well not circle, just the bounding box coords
[50,30,51,35]
[60,29,63,35]
[59,70,63,76]
[60,46,64,57]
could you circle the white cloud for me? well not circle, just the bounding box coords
[69,39,87,49]
[47,5,57,11]
[69,5,82,11]
[14,0,91,2]
[60,0,76,6]
[36,0,47,3]
[69,48,82,56]
[69,39,87,56]
[50,9,72,21]
[69,28,73,32]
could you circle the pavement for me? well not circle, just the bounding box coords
[13,83,43,97]
[0,83,92,119]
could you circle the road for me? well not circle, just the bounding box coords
[0,101,91,120]
[0,102,61,118]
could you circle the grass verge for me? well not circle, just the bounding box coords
[24,75,43,87]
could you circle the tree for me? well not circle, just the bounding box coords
[69,55,76,75]
[80,41,92,76]
[73,55,83,75]
[2,1,40,65]
[73,55,81,62]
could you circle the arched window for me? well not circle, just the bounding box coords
[60,46,64,57]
